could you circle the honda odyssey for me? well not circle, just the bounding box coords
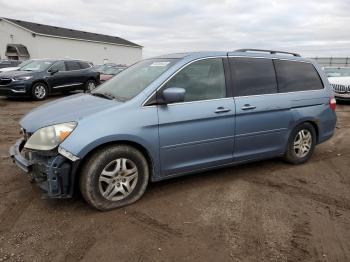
[10,49,337,210]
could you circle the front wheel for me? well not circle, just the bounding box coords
[284,123,316,164]
[31,83,48,100]
[79,145,149,211]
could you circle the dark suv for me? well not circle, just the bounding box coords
[0,59,100,100]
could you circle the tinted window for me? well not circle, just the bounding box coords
[79,62,91,69]
[66,61,81,71]
[163,58,226,102]
[230,57,277,96]
[274,60,323,92]
[50,61,66,72]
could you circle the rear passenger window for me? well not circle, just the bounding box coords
[230,57,277,96]
[274,60,323,92]
[65,61,81,71]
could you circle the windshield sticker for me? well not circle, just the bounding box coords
[150,62,170,67]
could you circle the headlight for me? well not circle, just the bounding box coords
[24,122,77,151]
[13,76,33,81]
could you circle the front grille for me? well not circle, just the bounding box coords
[331,83,350,93]
[0,78,12,85]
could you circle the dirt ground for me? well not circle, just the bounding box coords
[0,95,349,262]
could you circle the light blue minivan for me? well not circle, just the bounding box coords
[10,49,337,210]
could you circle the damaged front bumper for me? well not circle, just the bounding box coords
[9,138,78,198]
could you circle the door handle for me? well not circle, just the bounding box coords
[215,107,231,113]
[241,104,256,111]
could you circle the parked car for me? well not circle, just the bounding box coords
[93,63,118,73]
[324,67,350,101]
[10,49,336,210]
[100,66,126,83]
[0,59,100,100]
[0,59,22,69]
[0,60,33,73]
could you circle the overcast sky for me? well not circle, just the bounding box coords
[1,0,350,58]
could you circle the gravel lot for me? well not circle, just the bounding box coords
[0,95,349,262]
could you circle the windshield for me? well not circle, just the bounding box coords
[324,67,350,77]
[92,58,179,101]
[20,60,54,71]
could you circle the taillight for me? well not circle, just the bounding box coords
[330,97,336,111]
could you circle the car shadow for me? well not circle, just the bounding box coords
[40,158,283,213]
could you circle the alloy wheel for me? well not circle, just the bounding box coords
[293,129,312,158]
[34,85,46,99]
[98,158,138,201]
[88,81,96,91]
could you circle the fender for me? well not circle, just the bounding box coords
[73,134,160,178]
[32,78,52,93]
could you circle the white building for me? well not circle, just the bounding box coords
[0,17,142,65]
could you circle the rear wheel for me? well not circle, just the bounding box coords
[284,122,316,164]
[79,145,149,211]
[31,82,48,100]
[85,79,96,93]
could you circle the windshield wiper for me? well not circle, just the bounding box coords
[91,92,115,100]
[91,92,128,102]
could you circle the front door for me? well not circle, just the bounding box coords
[157,57,235,177]
[46,61,71,91]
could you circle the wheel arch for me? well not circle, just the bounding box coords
[73,139,155,190]
[291,119,320,143]
[31,79,50,93]
[305,121,319,143]
[87,76,98,81]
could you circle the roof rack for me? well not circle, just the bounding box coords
[235,49,301,57]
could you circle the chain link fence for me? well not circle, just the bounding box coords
[311,57,350,67]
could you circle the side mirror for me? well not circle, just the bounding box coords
[49,68,59,75]
[161,87,185,104]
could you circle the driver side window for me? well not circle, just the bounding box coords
[163,58,226,102]
[50,61,66,72]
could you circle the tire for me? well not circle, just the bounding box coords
[284,122,316,164]
[85,79,96,93]
[31,82,48,100]
[79,145,149,211]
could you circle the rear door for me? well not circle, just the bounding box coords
[63,61,86,90]
[229,56,293,162]
[273,59,332,141]
[157,57,235,177]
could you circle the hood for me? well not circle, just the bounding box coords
[0,70,34,78]
[20,93,118,133]
[328,76,350,86]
